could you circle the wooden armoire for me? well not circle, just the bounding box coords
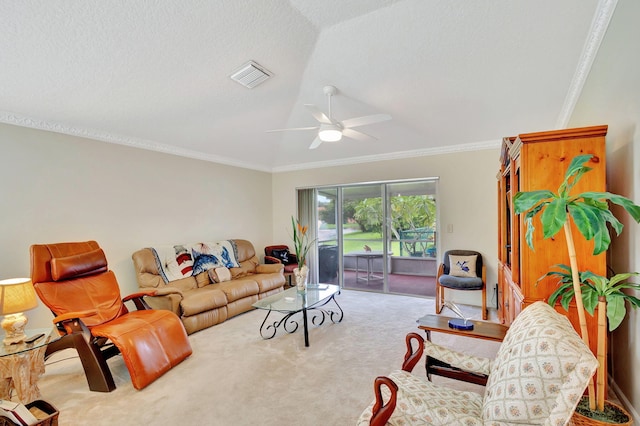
[497,125,607,361]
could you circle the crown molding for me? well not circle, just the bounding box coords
[271,139,501,173]
[1,110,501,174]
[556,0,618,129]
[0,111,273,173]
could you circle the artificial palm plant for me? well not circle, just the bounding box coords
[513,154,640,418]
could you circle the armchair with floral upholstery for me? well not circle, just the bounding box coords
[358,301,598,426]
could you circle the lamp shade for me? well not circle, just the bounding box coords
[0,278,38,315]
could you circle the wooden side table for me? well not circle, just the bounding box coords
[416,314,508,385]
[0,328,58,404]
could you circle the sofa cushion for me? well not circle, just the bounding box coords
[209,267,231,283]
[217,279,260,303]
[230,256,259,279]
[233,239,256,263]
[180,286,228,317]
[194,271,210,288]
[256,264,284,274]
[253,273,286,293]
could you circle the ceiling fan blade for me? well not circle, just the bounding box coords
[304,104,332,124]
[309,136,323,150]
[341,113,391,129]
[265,126,319,133]
[342,128,377,142]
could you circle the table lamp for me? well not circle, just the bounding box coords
[0,278,38,345]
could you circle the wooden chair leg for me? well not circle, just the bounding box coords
[45,334,116,392]
[436,282,443,313]
[481,285,487,320]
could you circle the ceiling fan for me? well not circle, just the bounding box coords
[266,85,392,149]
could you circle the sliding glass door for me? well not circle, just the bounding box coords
[308,178,438,297]
[385,181,437,296]
[317,188,339,284]
[341,185,386,291]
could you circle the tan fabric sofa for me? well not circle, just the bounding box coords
[132,239,285,334]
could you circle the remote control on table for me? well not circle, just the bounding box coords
[24,333,45,344]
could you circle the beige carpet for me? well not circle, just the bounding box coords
[35,290,500,425]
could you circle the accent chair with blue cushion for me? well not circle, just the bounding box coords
[436,249,486,320]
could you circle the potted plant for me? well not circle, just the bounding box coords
[514,154,640,424]
[542,267,640,424]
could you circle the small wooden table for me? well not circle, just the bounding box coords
[416,314,508,385]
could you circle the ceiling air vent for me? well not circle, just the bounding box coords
[230,61,272,89]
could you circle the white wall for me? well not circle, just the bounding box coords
[0,123,273,328]
[568,0,640,416]
[272,148,500,309]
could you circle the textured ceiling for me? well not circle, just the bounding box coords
[0,1,612,172]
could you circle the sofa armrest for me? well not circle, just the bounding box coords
[264,255,282,264]
[141,288,184,316]
[256,263,284,274]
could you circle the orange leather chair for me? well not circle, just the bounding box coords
[30,241,192,391]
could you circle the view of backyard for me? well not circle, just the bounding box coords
[310,179,438,298]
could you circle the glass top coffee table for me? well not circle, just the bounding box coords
[252,284,343,347]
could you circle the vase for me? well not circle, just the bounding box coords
[293,265,308,293]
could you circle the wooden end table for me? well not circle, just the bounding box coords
[416,314,508,385]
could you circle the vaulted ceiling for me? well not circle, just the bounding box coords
[0,1,613,172]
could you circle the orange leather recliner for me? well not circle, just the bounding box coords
[30,241,192,391]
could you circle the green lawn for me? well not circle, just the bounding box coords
[342,232,400,255]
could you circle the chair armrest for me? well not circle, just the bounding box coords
[436,262,445,280]
[264,255,282,264]
[370,376,398,426]
[401,332,425,372]
[424,340,492,376]
[256,263,284,274]
[123,289,158,302]
[53,310,98,324]
[125,287,185,311]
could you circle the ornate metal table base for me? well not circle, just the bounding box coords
[258,293,343,347]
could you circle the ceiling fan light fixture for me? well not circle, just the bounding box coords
[318,124,342,142]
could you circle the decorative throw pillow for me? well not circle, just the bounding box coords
[208,267,231,283]
[449,254,477,278]
[271,248,290,264]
